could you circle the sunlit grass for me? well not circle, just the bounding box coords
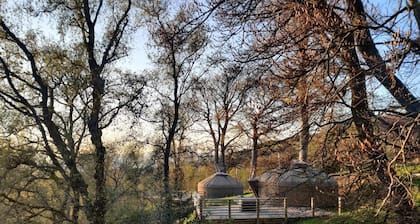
[290,207,398,224]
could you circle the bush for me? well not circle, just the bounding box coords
[107,204,157,224]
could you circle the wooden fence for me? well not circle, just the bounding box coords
[197,197,343,222]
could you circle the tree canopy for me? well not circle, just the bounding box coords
[0,0,419,223]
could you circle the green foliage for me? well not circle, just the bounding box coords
[181,208,200,224]
[291,207,399,224]
[414,179,420,187]
[182,163,214,192]
[172,196,195,222]
[106,203,155,224]
[327,208,397,224]
[396,163,420,207]
[414,179,420,206]
[290,218,325,224]
[227,167,250,190]
[397,163,420,176]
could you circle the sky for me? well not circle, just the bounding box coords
[365,0,420,105]
[108,0,420,138]
[2,0,419,143]
[121,0,420,101]
[116,27,152,73]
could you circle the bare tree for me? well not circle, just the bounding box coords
[0,1,135,223]
[196,63,248,173]
[140,1,209,222]
[211,0,419,222]
[242,74,288,178]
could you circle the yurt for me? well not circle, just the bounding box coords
[197,172,243,198]
[249,160,338,207]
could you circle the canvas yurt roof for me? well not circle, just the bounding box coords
[258,161,336,187]
[250,160,338,207]
[197,172,243,198]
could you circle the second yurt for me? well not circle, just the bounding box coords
[250,160,338,207]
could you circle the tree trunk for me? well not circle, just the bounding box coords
[214,145,219,171]
[88,68,106,224]
[408,0,420,32]
[72,191,80,224]
[349,0,419,205]
[345,25,417,223]
[297,35,310,163]
[173,139,184,192]
[162,143,172,224]
[219,129,227,173]
[249,124,258,178]
[299,93,309,162]
[160,46,181,224]
[220,146,227,173]
[348,0,420,117]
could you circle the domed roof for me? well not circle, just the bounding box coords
[197,172,243,198]
[252,160,338,207]
[259,162,336,187]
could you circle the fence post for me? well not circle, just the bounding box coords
[256,198,260,224]
[311,197,315,217]
[228,199,231,220]
[199,198,203,221]
[338,196,342,216]
[283,197,288,221]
